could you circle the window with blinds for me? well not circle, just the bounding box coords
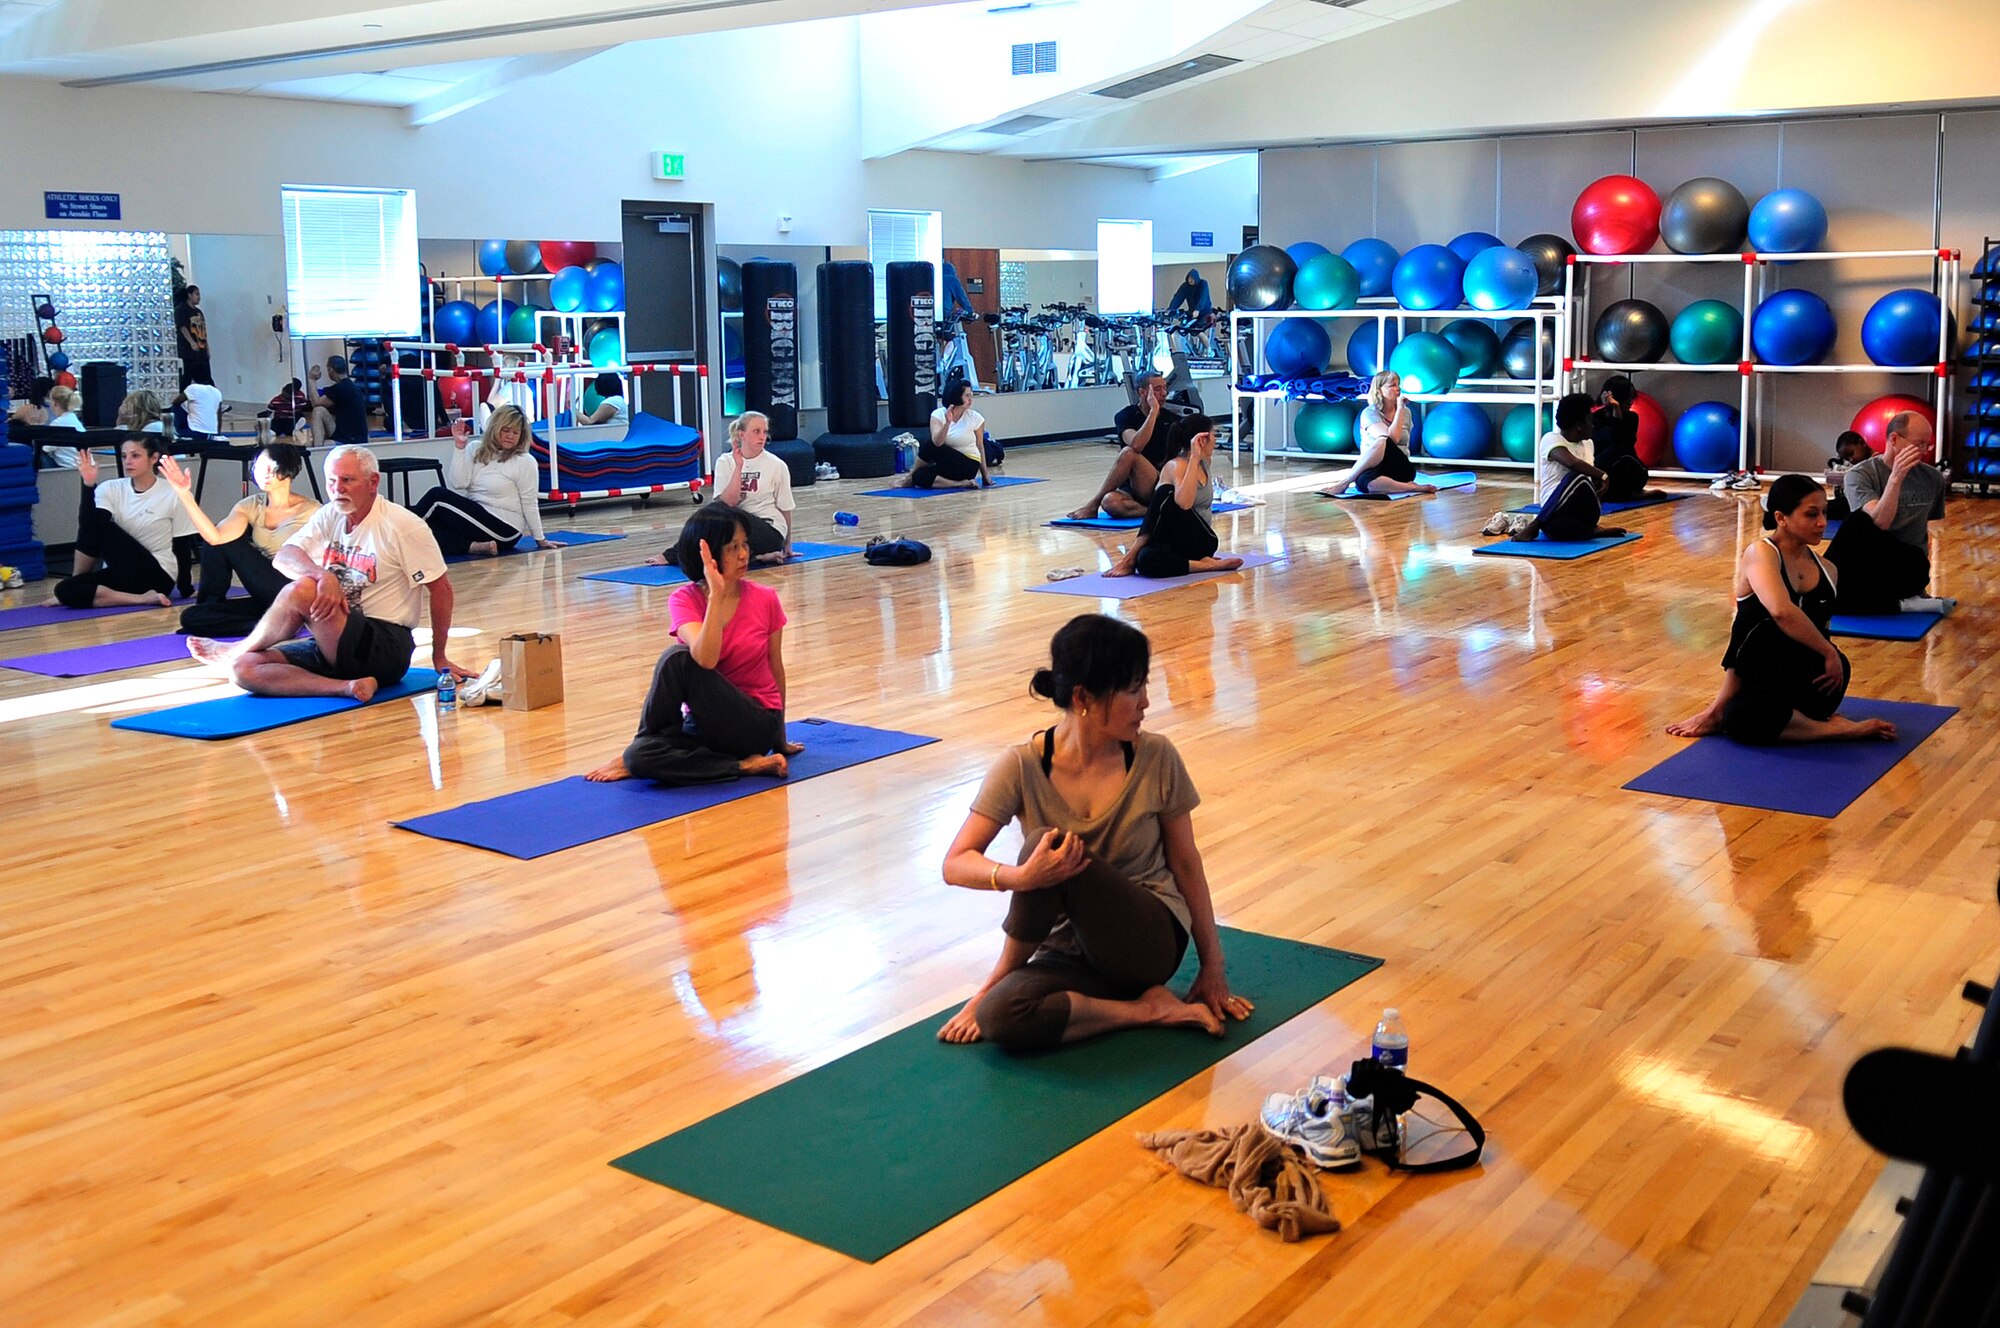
[281,184,420,338]
[867,210,942,319]
[1097,218,1154,315]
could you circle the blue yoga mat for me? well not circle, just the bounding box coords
[857,476,1046,499]
[393,719,939,858]
[1623,698,1955,817]
[1323,470,1477,500]
[1514,492,1692,515]
[1473,532,1643,561]
[1028,551,1281,601]
[543,530,626,547]
[1046,501,1255,530]
[581,542,864,587]
[110,669,440,740]
[1829,611,1944,641]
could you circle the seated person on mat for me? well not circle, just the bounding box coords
[1107,413,1243,580]
[1512,393,1628,543]
[909,381,996,490]
[1314,371,1439,498]
[187,445,471,703]
[588,506,805,787]
[7,375,53,439]
[44,438,198,610]
[691,410,794,564]
[411,406,557,558]
[308,358,368,447]
[116,389,172,441]
[265,379,314,439]
[1591,375,1662,503]
[1824,430,1871,520]
[159,443,320,636]
[1065,372,1178,519]
[1823,411,1955,617]
[175,376,224,442]
[936,613,1253,1051]
[575,372,629,426]
[40,383,86,468]
[1667,474,1895,745]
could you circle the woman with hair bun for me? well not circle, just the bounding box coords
[936,613,1252,1052]
[1667,473,1896,745]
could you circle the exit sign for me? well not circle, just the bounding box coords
[651,152,686,181]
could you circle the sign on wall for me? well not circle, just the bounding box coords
[651,153,686,181]
[1191,231,1214,248]
[45,192,121,221]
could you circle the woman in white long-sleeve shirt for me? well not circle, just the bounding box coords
[411,405,556,557]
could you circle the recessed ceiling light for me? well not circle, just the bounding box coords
[362,22,383,29]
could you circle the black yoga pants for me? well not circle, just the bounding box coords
[1823,511,1930,615]
[180,531,292,636]
[411,486,520,557]
[53,493,178,609]
[1351,447,1416,493]
[622,644,785,785]
[734,509,785,556]
[1601,455,1649,503]
[1133,482,1219,579]
[1538,470,1604,542]
[910,440,979,488]
[1721,624,1851,745]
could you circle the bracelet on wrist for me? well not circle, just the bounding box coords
[989,862,1001,891]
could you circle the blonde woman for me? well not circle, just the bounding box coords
[1313,370,1438,498]
[707,410,794,564]
[42,384,85,467]
[115,389,171,440]
[411,404,555,556]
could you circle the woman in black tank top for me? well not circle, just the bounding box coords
[1667,475,1898,745]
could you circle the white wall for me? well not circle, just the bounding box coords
[186,234,289,399]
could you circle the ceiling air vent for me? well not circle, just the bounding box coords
[1091,54,1240,100]
[1009,41,1057,75]
[987,113,1063,136]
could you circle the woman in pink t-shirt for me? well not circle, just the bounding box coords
[586,507,804,786]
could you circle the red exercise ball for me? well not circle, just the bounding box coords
[1849,393,1934,454]
[41,326,64,344]
[439,375,478,419]
[1572,175,1661,256]
[539,240,597,271]
[55,371,77,388]
[1631,391,1670,467]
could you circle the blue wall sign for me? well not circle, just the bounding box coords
[45,192,122,220]
[1190,231,1214,248]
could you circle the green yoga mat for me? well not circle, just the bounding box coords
[612,927,1381,1261]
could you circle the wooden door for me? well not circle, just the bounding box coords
[943,247,999,385]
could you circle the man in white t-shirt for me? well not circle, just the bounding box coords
[1515,392,1627,544]
[711,410,795,563]
[188,445,471,701]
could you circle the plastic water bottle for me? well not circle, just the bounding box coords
[834,511,860,527]
[1372,1008,1409,1072]
[436,670,457,712]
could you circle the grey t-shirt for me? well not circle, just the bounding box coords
[1844,456,1945,549]
[971,730,1201,942]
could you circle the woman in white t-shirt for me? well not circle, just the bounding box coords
[159,441,321,635]
[45,436,196,609]
[907,380,993,490]
[1511,392,1626,545]
[576,372,629,426]
[177,379,224,439]
[412,405,555,557]
[701,410,795,564]
[41,384,86,468]
[1313,371,1439,498]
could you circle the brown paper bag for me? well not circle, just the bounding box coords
[499,632,564,711]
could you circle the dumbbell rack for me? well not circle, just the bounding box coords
[1964,236,2000,495]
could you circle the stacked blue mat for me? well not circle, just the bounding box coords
[1233,373,1366,401]
[532,413,704,493]
[0,444,43,582]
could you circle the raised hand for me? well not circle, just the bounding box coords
[699,539,728,598]
[450,418,472,449]
[77,449,100,487]
[158,453,193,492]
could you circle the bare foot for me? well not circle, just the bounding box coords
[1419,485,1439,495]
[1190,556,1243,574]
[470,540,499,557]
[186,636,236,666]
[752,551,787,565]
[153,592,174,607]
[1313,487,1347,499]
[780,740,805,756]
[346,677,378,703]
[584,757,631,783]
[1844,717,1899,741]
[643,553,670,567]
[938,1001,983,1044]
[740,752,789,778]
[38,595,59,607]
[1138,985,1225,1036]
[1511,526,1543,543]
[1666,711,1721,738]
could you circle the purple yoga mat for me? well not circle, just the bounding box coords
[1027,552,1281,601]
[0,601,166,633]
[1,632,206,678]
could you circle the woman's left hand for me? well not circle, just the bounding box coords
[1187,966,1253,1023]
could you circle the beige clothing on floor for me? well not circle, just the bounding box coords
[1138,1124,1341,1243]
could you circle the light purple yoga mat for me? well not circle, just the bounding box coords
[2,632,205,678]
[0,601,167,633]
[1027,552,1281,601]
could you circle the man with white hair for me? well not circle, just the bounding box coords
[1824,410,1956,617]
[189,444,470,701]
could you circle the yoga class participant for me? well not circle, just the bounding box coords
[188,445,470,701]
[411,406,556,557]
[588,506,805,786]
[909,381,995,490]
[1314,371,1439,498]
[1107,413,1244,580]
[1667,474,1895,745]
[41,384,85,467]
[46,437,197,609]
[707,410,795,563]
[159,443,320,636]
[1065,372,1178,519]
[576,372,629,426]
[937,613,1253,1051]
[1823,410,1954,616]
[1824,430,1871,519]
[1591,375,1661,502]
[1513,393,1628,543]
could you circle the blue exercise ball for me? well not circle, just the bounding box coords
[1422,401,1493,460]
[1392,244,1467,311]
[475,298,518,345]
[1751,289,1836,365]
[1341,238,1400,298]
[1439,318,1501,379]
[1347,321,1400,377]
[434,299,478,345]
[1264,318,1332,377]
[1673,401,1742,472]
[1447,231,1505,265]
[1462,246,1539,311]
[477,239,511,277]
[1748,188,1828,254]
[549,265,589,313]
[46,350,69,371]
[1285,241,1332,270]
[585,261,625,312]
[1861,288,1944,366]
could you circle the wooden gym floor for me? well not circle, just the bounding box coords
[1,442,1995,1327]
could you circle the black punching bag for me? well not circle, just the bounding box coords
[884,261,936,428]
[817,260,876,435]
[741,260,799,441]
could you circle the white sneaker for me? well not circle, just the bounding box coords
[1709,472,1738,492]
[458,658,505,707]
[1259,1075,1361,1168]
[1729,472,1761,490]
[1899,596,1958,616]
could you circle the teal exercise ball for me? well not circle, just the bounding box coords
[1388,330,1461,395]
[1439,318,1501,379]
[1295,400,1361,454]
[1500,403,1552,462]
[581,384,604,417]
[587,327,624,369]
[503,303,540,344]
[1293,253,1361,310]
[1422,401,1494,460]
[1670,299,1743,365]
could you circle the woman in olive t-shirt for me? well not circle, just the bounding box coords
[936,614,1252,1052]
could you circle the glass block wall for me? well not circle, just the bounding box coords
[999,261,1028,308]
[0,230,179,395]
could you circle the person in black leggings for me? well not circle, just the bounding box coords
[937,614,1253,1051]
[1314,371,1439,498]
[1106,413,1245,580]
[1667,474,1897,745]
[1590,375,1663,503]
[1514,393,1628,544]
[46,436,198,610]
[158,443,320,636]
